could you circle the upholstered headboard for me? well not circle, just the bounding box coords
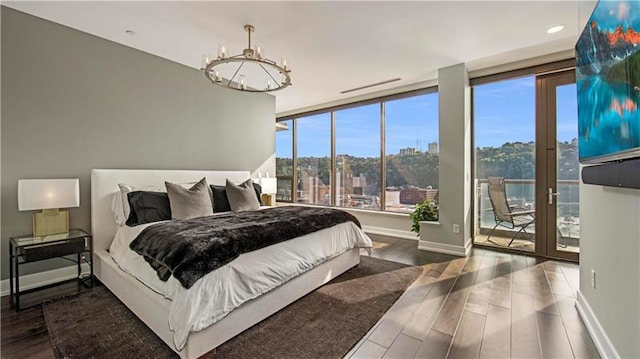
[90,169,251,251]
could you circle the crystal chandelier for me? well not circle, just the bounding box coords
[202,25,291,92]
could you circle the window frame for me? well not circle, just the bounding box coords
[276,86,439,214]
[275,119,295,202]
[469,58,577,258]
[295,113,333,206]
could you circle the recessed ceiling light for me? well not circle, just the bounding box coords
[125,30,136,36]
[546,25,565,34]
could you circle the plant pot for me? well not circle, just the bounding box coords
[418,220,440,241]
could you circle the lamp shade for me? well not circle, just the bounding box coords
[256,178,277,195]
[18,179,80,211]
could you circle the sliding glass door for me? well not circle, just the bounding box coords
[473,75,537,252]
[473,67,579,261]
[537,70,579,261]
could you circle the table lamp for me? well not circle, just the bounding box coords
[18,179,80,236]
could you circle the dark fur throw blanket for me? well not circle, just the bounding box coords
[129,206,361,289]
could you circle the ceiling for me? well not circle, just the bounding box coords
[5,1,596,115]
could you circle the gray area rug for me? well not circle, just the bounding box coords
[43,256,421,359]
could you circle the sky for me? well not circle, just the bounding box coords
[277,76,578,158]
[474,76,578,148]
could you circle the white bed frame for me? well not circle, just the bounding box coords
[91,169,360,359]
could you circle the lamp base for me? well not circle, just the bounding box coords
[261,193,276,206]
[33,209,69,237]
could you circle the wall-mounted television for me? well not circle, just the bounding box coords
[575,0,640,164]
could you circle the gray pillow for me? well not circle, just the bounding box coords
[166,177,214,219]
[226,178,260,212]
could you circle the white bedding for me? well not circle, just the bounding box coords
[109,213,372,351]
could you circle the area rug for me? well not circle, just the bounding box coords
[43,256,421,359]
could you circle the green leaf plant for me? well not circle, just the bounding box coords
[410,199,439,236]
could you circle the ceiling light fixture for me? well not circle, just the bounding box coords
[546,25,565,34]
[202,24,291,92]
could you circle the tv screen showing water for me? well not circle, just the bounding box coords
[575,0,640,164]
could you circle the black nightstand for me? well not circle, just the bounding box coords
[9,229,94,311]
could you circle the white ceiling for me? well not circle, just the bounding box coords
[5,1,596,114]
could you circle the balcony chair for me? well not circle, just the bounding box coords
[486,177,535,247]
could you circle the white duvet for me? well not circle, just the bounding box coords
[109,213,372,351]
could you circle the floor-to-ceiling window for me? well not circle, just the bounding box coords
[472,61,580,261]
[385,93,439,213]
[276,88,439,215]
[335,104,381,210]
[473,75,537,252]
[296,113,331,205]
[554,82,580,254]
[275,119,293,202]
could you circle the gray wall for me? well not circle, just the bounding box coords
[1,7,275,279]
[579,183,640,357]
[418,63,472,251]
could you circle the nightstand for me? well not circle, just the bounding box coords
[9,229,93,311]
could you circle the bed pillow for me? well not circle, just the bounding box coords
[253,182,263,204]
[226,178,261,212]
[113,181,203,225]
[125,191,171,226]
[211,182,262,212]
[166,177,214,219]
[114,184,165,225]
[210,185,232,212]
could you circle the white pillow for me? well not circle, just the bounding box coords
[111,192,127,226]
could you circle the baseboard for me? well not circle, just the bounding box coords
[362,225,417,241]
[0,264,91,297]
[418,237,472,257]
[463,237,472,256]
[575,291,620,359]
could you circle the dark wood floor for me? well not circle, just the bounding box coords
[1,235,599,359]
[351,234,599,359]
[1,280,93,359]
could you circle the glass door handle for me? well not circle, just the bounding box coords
[548,187,559,205]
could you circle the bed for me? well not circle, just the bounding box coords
[90,169,372,358]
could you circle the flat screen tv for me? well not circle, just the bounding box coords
[575,0,640,164]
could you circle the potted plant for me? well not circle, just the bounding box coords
[410,199,439,236]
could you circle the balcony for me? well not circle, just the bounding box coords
[474,178,580,253]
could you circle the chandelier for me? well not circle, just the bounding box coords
[202,25,291,92]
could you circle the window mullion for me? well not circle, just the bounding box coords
[380,102,386,212]
[292,118,297,203]
[330,111,336,207]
